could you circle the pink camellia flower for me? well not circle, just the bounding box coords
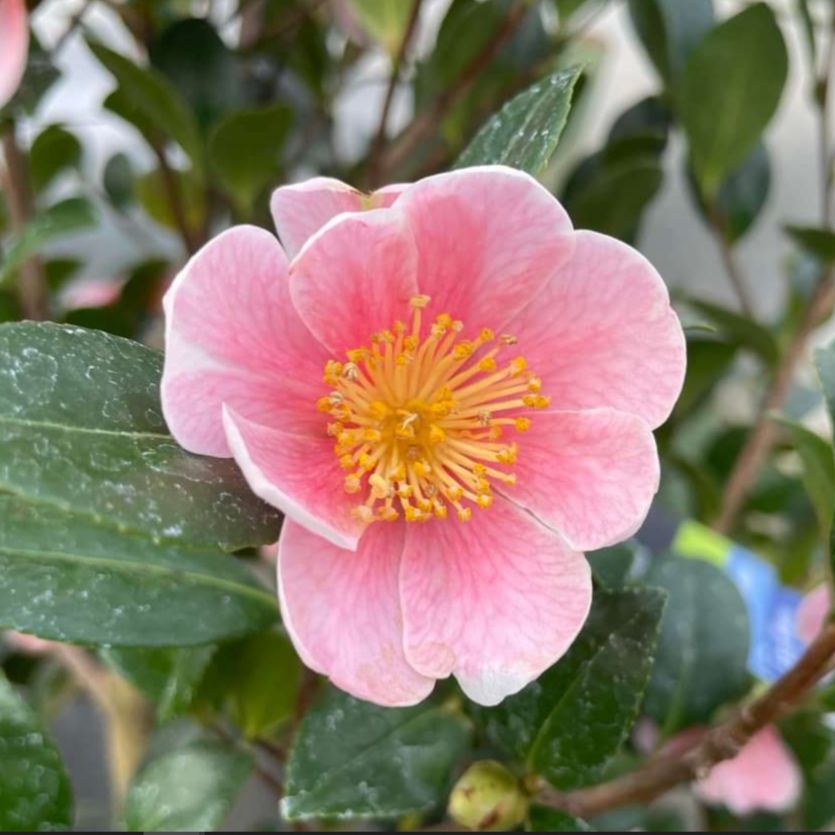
[695,726,801,816]
[797,583,830,644]
[161,166,685,706]
[0,0,29,110]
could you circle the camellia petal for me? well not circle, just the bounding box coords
[289,208,419,355]
[399,495,592,706]
[278,520,435,706]
[222,406,364,550]
[394,165,574,331]
[162,225,329,456]
[270,177,408,258]
[506,230,686,429]
[507,408,660,551]
[0,0,28,110]
[695,726,801,815]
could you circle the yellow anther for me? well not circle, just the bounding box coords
[397,484,413,499]
[369,401,389,419]
[478,356,497,372]
[453,341,476,360]
[488,426,503,440]
[509,357,528,377]
[369,473,390,498]
[479,328,495,342]
[473,463,486,477]
[353,505,374,522]
[339,454,354,470]
[413,459,431,477]
[393,320,406,334]
[403,335,418,351]
[429,424,446,445]
[514,417,532,432]
[475,478,490,493]
[527,376,542,393]
[324,360,343,384]
[344,475,362,494]
[475,494,493,509]
[447,484,464,502]
[434,502,449,519]
[457,507,473,522]
[326,421,343,436]
[347,348,368,363]
[523,394,550,409]
[410,294,431,309]
[379,506,400,521]
[496,443,518,465]
[317,396,332,412]
[404,505,424,522]
[436,313,453,330]
[362,428,382,442]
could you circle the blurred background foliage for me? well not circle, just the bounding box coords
[4,0,835,831]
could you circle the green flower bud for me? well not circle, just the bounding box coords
[448,760,529,831]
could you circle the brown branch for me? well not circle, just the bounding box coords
[709,210,755,318]
[367,0,424,188]
[0,124,48,320]
[539,620,835,818]
[149,140,198,255]
[378,1,529,179]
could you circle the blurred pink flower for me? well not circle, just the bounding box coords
[0,0,29,110]
[161,166,685,706]
[5,630,55,656]
[695,726,801,816]
[60,277,123,312]
[797,583,830,644]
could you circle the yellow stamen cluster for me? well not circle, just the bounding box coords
[318,296,548,524]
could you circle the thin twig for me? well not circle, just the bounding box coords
[539,620,835,818]
[367,0,424,188]
[378,0,529,179]
[709,210,755,317]
[148,140,198,255]
[0,124,48,320]
[715,6,835,533]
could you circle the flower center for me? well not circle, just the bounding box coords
[317,295,549,524]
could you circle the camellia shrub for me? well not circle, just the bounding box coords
[2,0,835,831]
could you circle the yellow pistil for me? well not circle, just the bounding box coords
[317,296,547,524]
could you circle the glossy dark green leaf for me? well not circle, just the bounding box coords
[29,126,82,193]
[0,494,276,645]
[608,95,672,148]
[563,156,662,243]
[123,740,251,831]
[103,153,135,210]
[0,322,280,550]
[774,417,835,540]
[91,42,204,173]
[283,688,471,821]
[786,225,835,264]
[686,299,779,366]
[691,143,771,243]
[208,105,294,209]
[643,557,750,730]
[455,67,581,175]
[0,198,97,286]
[102,645,216,721]
[587,541,640,589]
[674,336,737,415]
[529,806,594,831]
[627,0,714,86]
[480,589,664,790]
[150,18,243,130]
[0,671,72,831]
[679,3,788,198]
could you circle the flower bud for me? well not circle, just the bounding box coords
[447,760,528,831]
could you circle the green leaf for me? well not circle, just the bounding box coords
[643,557,750,731]
[480,589,665,790]
[455,67,582,175]
[816,340,835,422]
[123,740,251,831]
[628,0,714,87]
[773,417,835,541]
[0,322,280,550]
[0,670,72,831]
[208,105,294,210]
[0,494,276,645]
[91,42,204,173]
[608,95,672,148]
[29,126,82,194]
[691,143,771,243]
[136,166,206,237]
[349,0,411,55]
[674,336,737,415]
[103,153,135,210]
[529,806,594,831]
[686,299,779,366]
[679,3,788,198]
[563,156,663,243]
[283,688,471,821]
[587,541,640,589]
[149,18,244,131]
[102,645,216,721]
[0,198,97,286]
[786,225,835,264]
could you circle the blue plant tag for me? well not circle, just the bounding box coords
[671,521,806,681]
